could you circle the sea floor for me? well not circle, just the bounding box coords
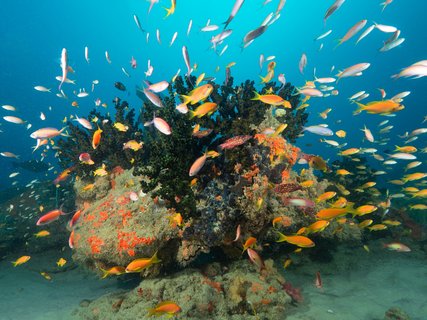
[1,245,426,320]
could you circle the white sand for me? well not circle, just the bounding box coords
[0,250,119,320]
[1,245,426,319]
[284,245,427,320]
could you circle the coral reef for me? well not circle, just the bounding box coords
[71,168,179,275]
[57,98,144,178]
[70,259,292,320]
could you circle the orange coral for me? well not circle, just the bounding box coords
[87,235,104,254]
[117,231,155,257]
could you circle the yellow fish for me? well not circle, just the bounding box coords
[34,230,50,238]
[12,255,31,267]
[57,258,67,267]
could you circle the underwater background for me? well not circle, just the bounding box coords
[0,0,426,319]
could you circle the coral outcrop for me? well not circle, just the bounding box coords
[71,259,292,320]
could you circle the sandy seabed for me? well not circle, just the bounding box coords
[1,245,426,320]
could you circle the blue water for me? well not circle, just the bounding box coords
[0,0,425,187]
[0,0,426,319]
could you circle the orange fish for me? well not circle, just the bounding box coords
[242,237,257,252]
[125,251,161,273]
[316,191,337,202]
[189,153,207,177]
[36,208,64,226]
[276,232,315,248]
[100,266,126,278]
[315,205,354,220]
[148,301,181,317]
[354,100,404,115]
[92,127,102,149]
[251,91,291,108]
[12,255,31,267]
[53,166,74,185]
[181,84,213,105]
[189,102,218,119]
[306,220,329,234]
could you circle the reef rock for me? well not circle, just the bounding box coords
[71,259,291,319]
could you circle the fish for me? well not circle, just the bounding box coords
[189,153,208,176]
[123,140,143,151]
[324,0,345,24]
[361,126,374,142]
[3,116,25,124]
[40,272,52,281]
[169,31,178,47]
[105,51,111,63]
[383,243,410,252]
[336,19,367,48]
[306,220,330,234]
[34,86,51,92]
[315,272,322,289]
[181,84,214,105]
[11,256,30,267]
[125,251,161,273]
[353,100,404,115]
[59,48,68,90]
[92,127,102,149]
[146,81,169,94]
[189,102,218,119]
[113,122,129,132]
[148,301,181,317]
[315,206,353,220]
[315,30,332,41]
[223,0,245,29]
[374,23,397,33]
[79,153,94,165]
[34,230,50,237]
[133,14,144,31]
[53,167,74,185]
[69,210,83,228]
[187,19,193,36]
[316,191,336,202]
[299,53,307,74]
[144,114,172,135]
[356,25,375,44]
[242,236,257,252]
[164,0,176,18]
[368,224,388,231]
[251,92,291,107]
[337,63,370,80]
[276,232,315,248]
[57,258,67,267]
[303,126,333,136]
[219,135,251,150]
[85,46,89,63]
[73,115,93,130]
[100,266,126,278]
[243,25,268,47]
[247,248,265,271]
[36,208,64,225]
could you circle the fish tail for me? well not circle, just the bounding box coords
[100,268,109,279]
[163,6,173,18]
[333,39,342,50]
[181,94,191,105]
[150,251,161,264]
[275,231,287,243]
[353,101,366,115]
[188,110,196,119]
[251,91,261,101]
[11,261,17,267]
[259,75,266,83]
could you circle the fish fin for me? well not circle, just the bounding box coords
[251,91,261,101]
[11,261,17,267]
[333,39,343,50]
[100,268,109,279]
[352,101,366,115]
[181,94,191,105]
[188,110,196,119]
[275,231,287,243]
[150,251,161,264]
